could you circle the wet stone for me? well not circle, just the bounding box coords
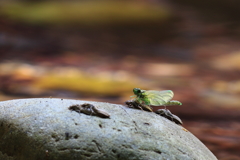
[0,98,217,160]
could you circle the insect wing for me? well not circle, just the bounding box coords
[144,90,174,106]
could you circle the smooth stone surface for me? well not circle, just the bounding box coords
[0,98,217,160]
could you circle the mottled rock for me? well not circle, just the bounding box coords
[0,98,217,160]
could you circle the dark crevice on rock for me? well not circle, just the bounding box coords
[65,132,70,140]
[73,134,79,139]
[92,140,102,152]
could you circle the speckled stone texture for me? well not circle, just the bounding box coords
[0,98,217,160]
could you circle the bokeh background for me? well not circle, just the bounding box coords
[1,0,240,159]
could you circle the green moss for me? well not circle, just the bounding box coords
[33,73,142,96]
[1,1,171,27]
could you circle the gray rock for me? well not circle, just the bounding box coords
[0,98,217,160]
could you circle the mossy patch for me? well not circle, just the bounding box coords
[1,1,171,27]
[32,73,142,96]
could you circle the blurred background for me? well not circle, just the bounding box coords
[0,0,240,159]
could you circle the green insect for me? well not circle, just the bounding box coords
[131,88,182,111]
